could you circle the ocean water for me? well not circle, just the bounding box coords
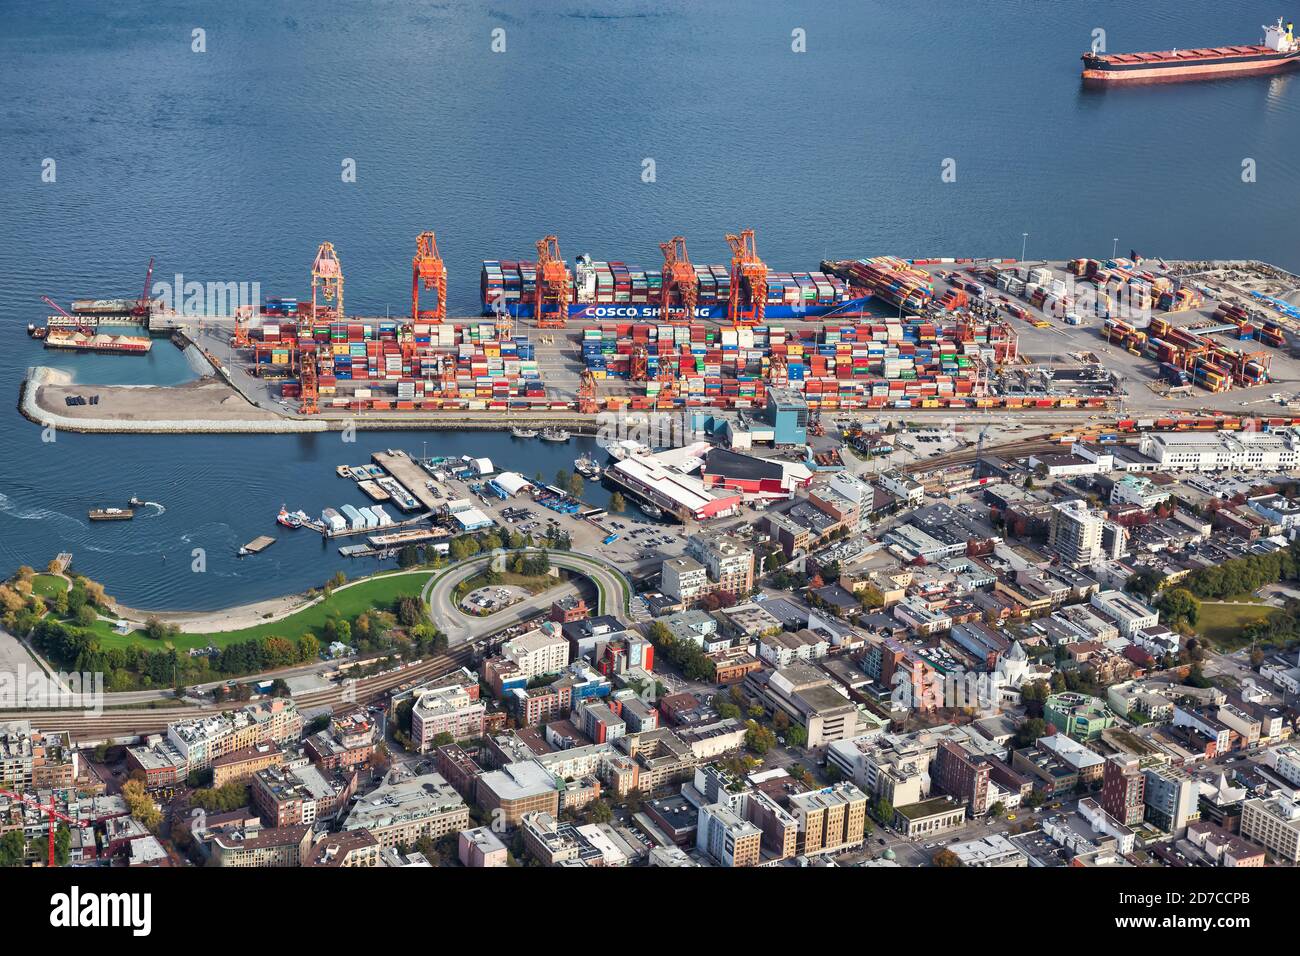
[1,0,1298,608]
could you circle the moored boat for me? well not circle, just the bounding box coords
[637,501,664,519]
[539,427,570,442]
[574,456,602,479]
[511,426,539,439]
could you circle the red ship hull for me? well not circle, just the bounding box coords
[1082,45,1300,84]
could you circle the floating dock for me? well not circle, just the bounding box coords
[356,479,391,502]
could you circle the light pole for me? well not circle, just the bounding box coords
[1021,233,1028,262]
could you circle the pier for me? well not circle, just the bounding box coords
[371,449,444,511]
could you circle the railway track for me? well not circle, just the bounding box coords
[0,642,480,740]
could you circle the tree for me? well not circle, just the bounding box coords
[398,544,420,569]
[568,473,585,498]
[872,796,893,826]
[608,492,626,514]
[54,824,72,867]
[122,779,162,830]
[584,799,613,824]
[0,829,25,867]
[297,632,321,662]
[1159,588,1200,629]
[785,725,808,748]
[1012,717,1048,748]
[932,847,962,867]
[74,604,97,628]
[745,720,776,755]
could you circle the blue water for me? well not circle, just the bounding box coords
[2,0,1298,609]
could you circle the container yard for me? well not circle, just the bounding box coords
[27,231,1300,432]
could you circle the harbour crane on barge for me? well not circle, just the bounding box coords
[132,256,155,319]
[659,235,698,324]
[725,229,767,326]
[534,235,571,329]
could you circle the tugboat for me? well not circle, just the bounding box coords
[574,456,602,479]
[539,426,571,442]
[277,506,309,528]
[89,507,134,521]
[510,426,539,439]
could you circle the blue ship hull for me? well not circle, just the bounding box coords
[485,297,880,321]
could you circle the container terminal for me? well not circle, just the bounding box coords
[22,230,1300,434]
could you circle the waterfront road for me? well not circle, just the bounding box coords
[422,548,636,644]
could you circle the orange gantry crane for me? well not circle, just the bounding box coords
[301,240,344,414]
[311,241,345,323]
[630,343,649,382]
[577,367,599,414]
[534,235,571,329]
[654,361,677,409]
[659,236,698,324]
[725,229,767,326]
[1,789,75,867]
[412,231,447,324]
[299,349,320,415]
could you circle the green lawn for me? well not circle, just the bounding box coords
[96,568,440,652]
[31,574,68,598]
[1196,601,1278,650]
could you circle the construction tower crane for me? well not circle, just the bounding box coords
[577,368,599,414]
[0,789,75,867]
[411,231,447,324]
[725,229,767,326]
[534,235,571,329]
[310,241,345,322]
[659,236,698,324]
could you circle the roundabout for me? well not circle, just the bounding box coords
[422,548,635,646]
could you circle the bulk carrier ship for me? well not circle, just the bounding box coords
[1082,18,1300,84]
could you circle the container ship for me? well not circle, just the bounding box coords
[481,254,875,320]
[1082,18,1300,84]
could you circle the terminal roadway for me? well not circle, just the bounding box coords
[422,548,634,644]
